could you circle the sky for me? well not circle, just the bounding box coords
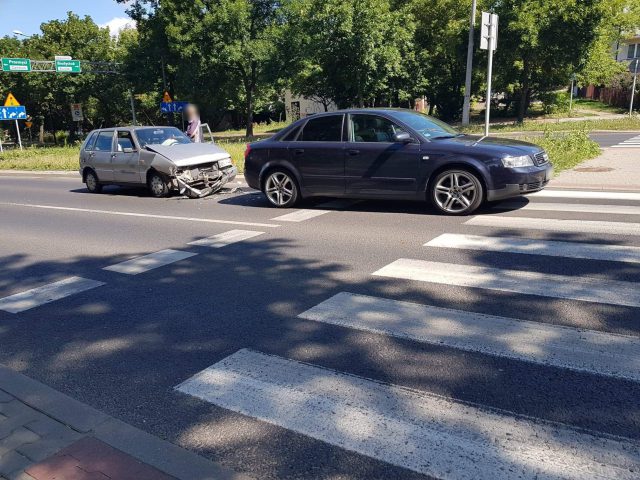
[0,0,135,37]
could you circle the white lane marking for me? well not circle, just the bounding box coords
[373,258,640,307]
[176,349,640,480]
[0,277,105,314]
[104,249,196,275]
[188,229,264,248]
[0,202,281,228]
[271,209,331,222]
[493,201,640,216]
[612,136,640,148]
[426,233,640,264]
[530,190,640,201]
[466,215,640,236]
[300,292,640,382]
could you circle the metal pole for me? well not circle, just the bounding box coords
[129,90,137,126]
[484,16,495,137]
[630,62,639,117]
[462,0,478,126]
[569,78,574,116]
[15,120,23,150]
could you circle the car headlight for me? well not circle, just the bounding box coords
[218,158,232,168]
[501,155,534,168]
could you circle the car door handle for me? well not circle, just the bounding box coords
[293,149,305,156]
[347,149,360,156]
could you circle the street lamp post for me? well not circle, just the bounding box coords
[462,0,478,126]
[12,30,33,39]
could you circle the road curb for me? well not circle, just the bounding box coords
[0,364,252,480]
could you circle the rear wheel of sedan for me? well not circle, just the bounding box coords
[148,172,170,198]
[264,170,299,208]
[430,169,483,215]
[85,170,102,194]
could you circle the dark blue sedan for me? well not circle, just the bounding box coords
[243,109,553,215]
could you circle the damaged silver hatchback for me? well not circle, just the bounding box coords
[79,126,237,198]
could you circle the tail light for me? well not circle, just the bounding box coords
[244,143,251,159]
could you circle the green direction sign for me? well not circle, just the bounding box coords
[55,59,81,73]
[1,58,32,72]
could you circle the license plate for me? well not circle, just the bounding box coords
[218,158,232,168]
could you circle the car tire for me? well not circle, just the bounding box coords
[430,169,483,215]
[148,172,170,198]
[263,169,299,208]
[85,170,102,193]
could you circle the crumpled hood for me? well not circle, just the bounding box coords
[145,143,231,167]
[437,134,542,158]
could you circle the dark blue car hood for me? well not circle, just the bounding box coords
[434,134,542,158]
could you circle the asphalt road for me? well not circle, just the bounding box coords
[1,173,640,479]
[589,131,639,147]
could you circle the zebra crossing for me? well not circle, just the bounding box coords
[177,189,640,479]
[611,134,640,148]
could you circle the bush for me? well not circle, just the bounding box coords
[538,91,571,115]
[520,129,601,173]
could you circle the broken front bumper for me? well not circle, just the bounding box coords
[174,165,238,198]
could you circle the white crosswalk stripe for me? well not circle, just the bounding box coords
[529,190,640,201]
[612,135,640,148]
[103,249,197,275]
[493,201,640,216]
[373,258,640,306]
[177,348,640,480]
[466,215,640,236]
[0,277,105,314]
[300,292,640,382]
[271,209,331,222]
[188,229,264,248]
[425,233,640,263]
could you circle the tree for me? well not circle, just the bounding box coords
[122,0,283,137]
[283,0,415,109]
[489,0,602,123]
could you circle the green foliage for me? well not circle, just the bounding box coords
[521,130,601,173]
[538,91,570,115]
[462,116,640,133]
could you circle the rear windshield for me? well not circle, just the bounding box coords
[135,127,191,147]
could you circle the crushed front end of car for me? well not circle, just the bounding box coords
[174,158,237,198]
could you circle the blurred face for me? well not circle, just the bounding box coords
[186,106,197,119]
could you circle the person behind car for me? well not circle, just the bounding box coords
[185,104,202,143]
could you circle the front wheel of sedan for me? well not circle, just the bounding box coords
[430,169,483,215]
[148,172,170,198]
[264,170,299,208]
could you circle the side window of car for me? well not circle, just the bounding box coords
[350,115,406,143]
[94,131,114,152]
[116,131,135,151]
[297,115,344,142]
[84,132,97,151]
[281,125,301,141]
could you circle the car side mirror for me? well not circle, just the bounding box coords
[393,132,413,144]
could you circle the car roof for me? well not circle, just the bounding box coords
[92,126,177,132]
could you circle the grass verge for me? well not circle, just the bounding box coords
[0,132,601,176]
[462,116,640,133]
[516,130,602,174]
[0,142,249,173]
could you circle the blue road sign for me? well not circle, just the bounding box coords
[160,101,188,113]
[0,106,27,121]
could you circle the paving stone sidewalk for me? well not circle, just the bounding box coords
[550,146,640,191]
[0,366,250,480]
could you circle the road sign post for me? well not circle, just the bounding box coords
[569,74,576,116]
[629,59,639,117]
[1,58,31,72]
[2,93,26,150]
[481,12,499,137]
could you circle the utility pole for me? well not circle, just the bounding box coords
[481,12,499,137]
[462,0,477,126]
[569,74,576,116]
[129,90,137,125]
[630,59,639,116]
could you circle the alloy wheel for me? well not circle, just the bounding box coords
[433,171,479,214]
[265,172,296,207]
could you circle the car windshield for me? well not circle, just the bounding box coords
[391,111,460,140]
[135,127,191,147]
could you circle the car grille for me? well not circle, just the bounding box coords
[519,180,548,192]
[533,151,549,166]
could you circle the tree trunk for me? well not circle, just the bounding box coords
[245,90,254,138]
[516,62,531,124]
